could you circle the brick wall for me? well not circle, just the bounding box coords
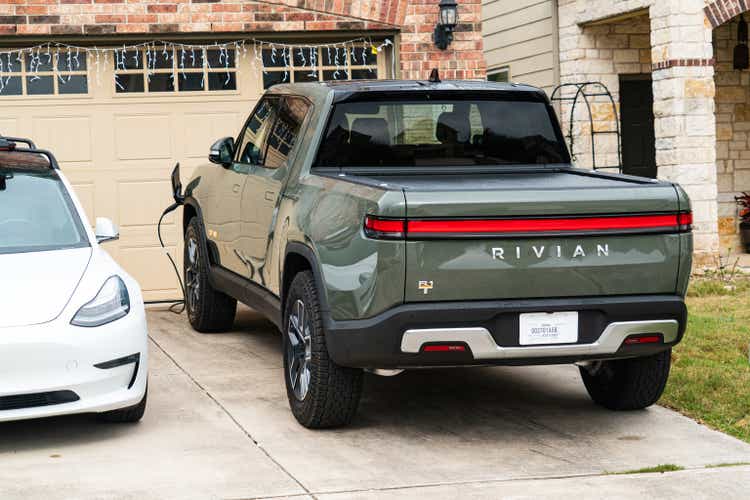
[0,0,484,81]
[399,0,485,80]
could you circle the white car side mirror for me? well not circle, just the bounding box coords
[95,217,119,243]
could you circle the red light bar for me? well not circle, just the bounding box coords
[623,335,662,345]
[422,345,466,352]
[407,214,686,235]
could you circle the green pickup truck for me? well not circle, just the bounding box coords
[180,79,692,428]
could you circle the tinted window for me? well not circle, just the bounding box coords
[0,157,88,254]
[314,98,569,168]
[236,98,278,165]
[264,97,310,169]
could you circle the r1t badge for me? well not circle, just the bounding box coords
[418,280,434,295]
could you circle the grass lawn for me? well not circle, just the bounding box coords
[660,277,750,444]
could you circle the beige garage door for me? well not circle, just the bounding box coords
[0,41,387,301]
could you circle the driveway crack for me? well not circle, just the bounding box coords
[149,336,315,498]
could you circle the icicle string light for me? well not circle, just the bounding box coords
[0,37,393,94]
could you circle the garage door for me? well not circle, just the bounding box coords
[0,41,387,301]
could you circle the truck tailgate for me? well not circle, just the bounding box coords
[372,170,686,302]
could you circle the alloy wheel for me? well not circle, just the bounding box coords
[287,299,312,401]
[185,237,200,312]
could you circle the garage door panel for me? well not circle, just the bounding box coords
[118,226,179,255]
[184,112,242,158]
[117,180,175,226]
[32,116,92,162]
[69,182,96,223]
[114,114,172,160]
[0,117,19,135]
[118,246,182,294]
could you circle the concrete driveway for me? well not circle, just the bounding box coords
[1,306,750,499]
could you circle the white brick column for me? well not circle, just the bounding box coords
[650,0,719,266]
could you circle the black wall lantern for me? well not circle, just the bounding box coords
[434,0,459,50]
[734,15,749,70]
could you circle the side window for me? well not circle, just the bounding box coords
[264,96,311,169]
[236,97,278,165]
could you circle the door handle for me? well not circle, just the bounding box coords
[233,184,241,193]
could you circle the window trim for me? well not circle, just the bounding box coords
[262,43,380,89]
[0,50,91,99]
[111,47,240,98]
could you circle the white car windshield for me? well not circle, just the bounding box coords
[0,159,89,254]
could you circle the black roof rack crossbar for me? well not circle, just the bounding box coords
[0,143,60,170]
[3,136,37,149]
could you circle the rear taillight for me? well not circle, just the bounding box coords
[364,212,693,239]
[677,211,692,232]
[364,216,405,239]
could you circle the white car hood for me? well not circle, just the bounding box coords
[0,247,92,328]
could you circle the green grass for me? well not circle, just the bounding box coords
[660,278,750,444]
[612,464,685,475]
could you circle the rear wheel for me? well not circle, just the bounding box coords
[579,349,672,410]
[184,217,236,332]
[283,271,363,428]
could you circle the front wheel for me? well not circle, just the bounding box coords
[184,217,236,333]
[579,349,672,410]
[283,271,363,428]
[99,387,147,423]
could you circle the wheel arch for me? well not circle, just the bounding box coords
[282,242,330,318]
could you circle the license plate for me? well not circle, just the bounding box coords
[519,311,578,346]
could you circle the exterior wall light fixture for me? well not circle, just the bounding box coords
[434,0,459,50]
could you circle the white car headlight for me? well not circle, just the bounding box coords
[71,276,130,327]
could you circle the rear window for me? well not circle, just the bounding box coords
[314,98,569,168]
[0,158,89,254]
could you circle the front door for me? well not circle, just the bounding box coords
[619,76,656,178]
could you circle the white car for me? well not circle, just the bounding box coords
[0,138,148,423]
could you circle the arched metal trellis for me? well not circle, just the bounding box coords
[550,81,622,173]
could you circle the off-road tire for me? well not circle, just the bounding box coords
[184,217,236,332]
[283,271,363,428]
[579,349,672,410]
[99,387,148,423]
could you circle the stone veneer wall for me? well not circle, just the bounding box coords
[557,11,652,170]
[713,18,750,252]
[558,0,719,266]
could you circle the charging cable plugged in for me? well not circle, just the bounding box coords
[147,162,186,313]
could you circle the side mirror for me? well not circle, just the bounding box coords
[95,217,119,244]
[209,137,235,167]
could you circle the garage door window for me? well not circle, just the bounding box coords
[262,44,379,89]
[0,51,88,97]
[114,47,237,95]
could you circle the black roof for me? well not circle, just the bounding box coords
[317,79,542,93]
[267,79,548,104]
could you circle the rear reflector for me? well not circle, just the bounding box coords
[422,345,466,352]
[364,212,692,239]
[623,335,662,345]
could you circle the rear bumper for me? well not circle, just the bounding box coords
[324,295,687,368]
